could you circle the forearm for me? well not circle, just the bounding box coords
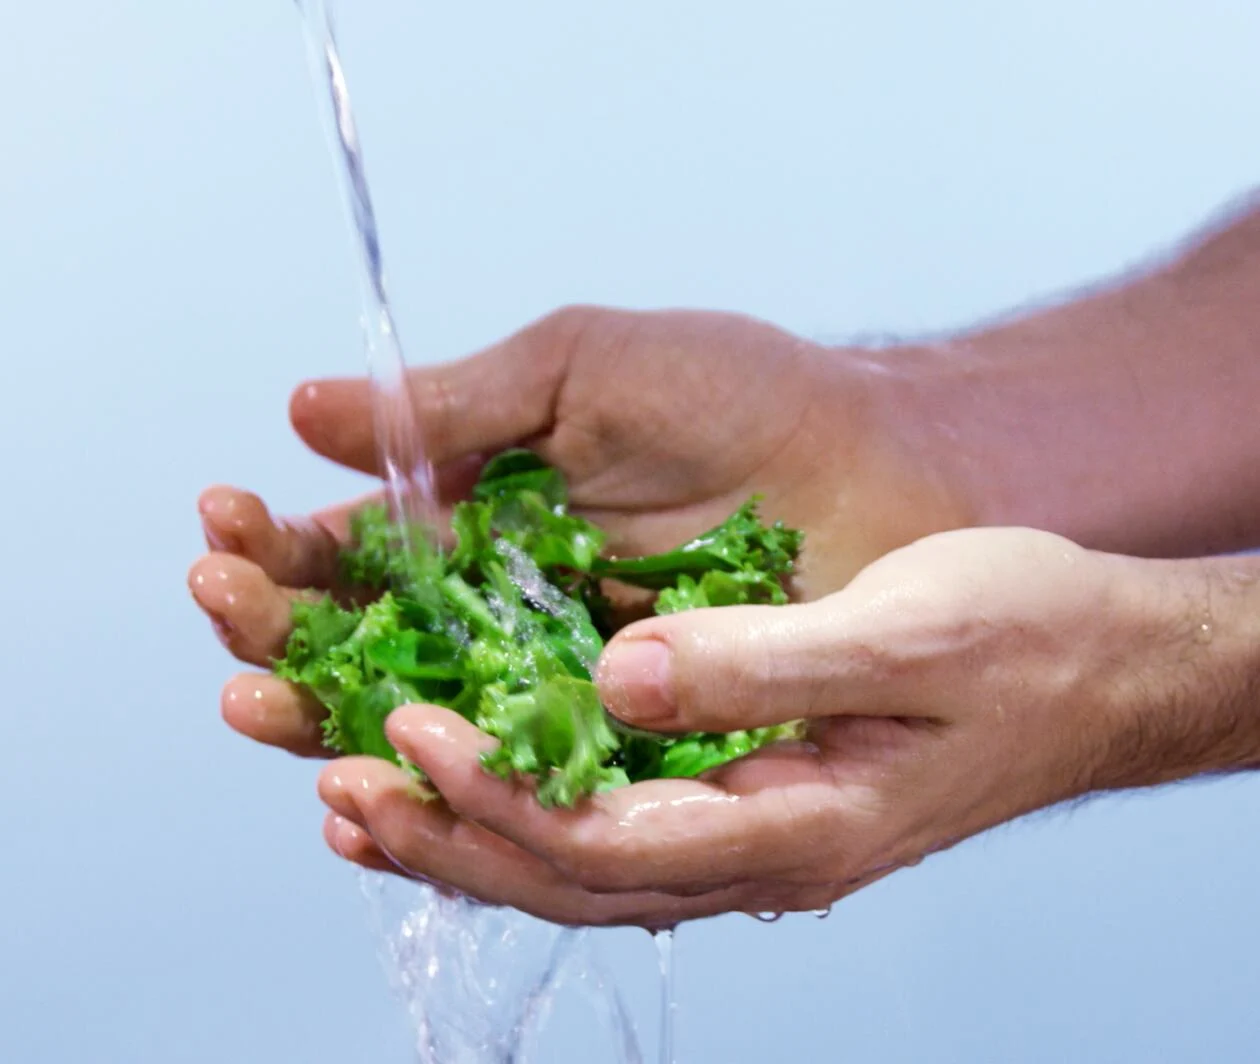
[882,193,1260,558]
[1092,552,1260,793]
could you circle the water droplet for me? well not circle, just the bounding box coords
[750,911,784,923]
[1195,620,1214,645]
[813,906,832,920]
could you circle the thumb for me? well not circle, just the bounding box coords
[288,305,601,477]
[595,599,886,733]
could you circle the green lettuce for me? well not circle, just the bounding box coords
[274,450,805,808]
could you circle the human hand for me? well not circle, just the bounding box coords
[315,527,1260,925]
[190,306,971,758]
[283,305,972,599]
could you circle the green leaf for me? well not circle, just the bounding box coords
[448,500,494,574]
[271,451,806,806]
[595,497,801,592]
[281,597,363,669]
[473,449,568,509]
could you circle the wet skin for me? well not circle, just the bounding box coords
[190,306,1260,926]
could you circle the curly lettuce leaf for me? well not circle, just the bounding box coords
[595,497,801,605]
[273,451,806,808]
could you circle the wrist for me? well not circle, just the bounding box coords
[852,337,1000,534]
[1093,553,1260,793]
[794,342,983,590]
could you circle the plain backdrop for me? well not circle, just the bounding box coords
[3,1,1260,1061]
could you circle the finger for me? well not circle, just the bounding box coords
[308,491,385,540]
[311,455,486,521]
[198,486,341,590]
[319,756,759,927]
[595,598,902,733]
[194,485,467,614]
[323,814,399,875]
[187,553,311,667]
[324,781,889,917]
[319,756,592,915]
[386,706,843,895]
[221,673,330,758]
[289,307,597,474]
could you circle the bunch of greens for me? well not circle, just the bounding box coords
[275,450,805,808]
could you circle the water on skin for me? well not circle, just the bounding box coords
[290,3,650,1060]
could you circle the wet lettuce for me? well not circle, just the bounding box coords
[274,450,804,808]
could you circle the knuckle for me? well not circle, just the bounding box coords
[684,620,777,725]
[537,303,601,338]
[529,304,615,378]
[844,637,903,684]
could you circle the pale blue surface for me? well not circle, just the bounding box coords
[4,2,1260,1061]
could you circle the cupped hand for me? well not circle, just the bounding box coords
[285,305,971,598]
[188,306,984,923]
[316,526,1228,926]
[190,306,970,757]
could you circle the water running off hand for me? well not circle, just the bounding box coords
[288,3,647,1061]
[654,930,678,1064]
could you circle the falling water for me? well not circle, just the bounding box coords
[289,2,644,1060]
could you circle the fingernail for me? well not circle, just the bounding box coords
[598,638,675,724]
[328,815,354,857]
[210,616,237,647]
[202,517,241,554]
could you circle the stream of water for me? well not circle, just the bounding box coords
[289,3,653,1060]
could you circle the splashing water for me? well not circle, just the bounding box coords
[494,540,605,669]
[289,3,649,1060]
[360,874,603,1062]
[356,851,648,1063]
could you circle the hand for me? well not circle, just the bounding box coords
[314,527,1260,926]
[284,305,972,598]
[190,306,970,756]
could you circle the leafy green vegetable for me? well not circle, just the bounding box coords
[274,449,806,808]
[595,498,802,603]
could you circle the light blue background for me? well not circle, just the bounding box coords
[4,1,1260,1061]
